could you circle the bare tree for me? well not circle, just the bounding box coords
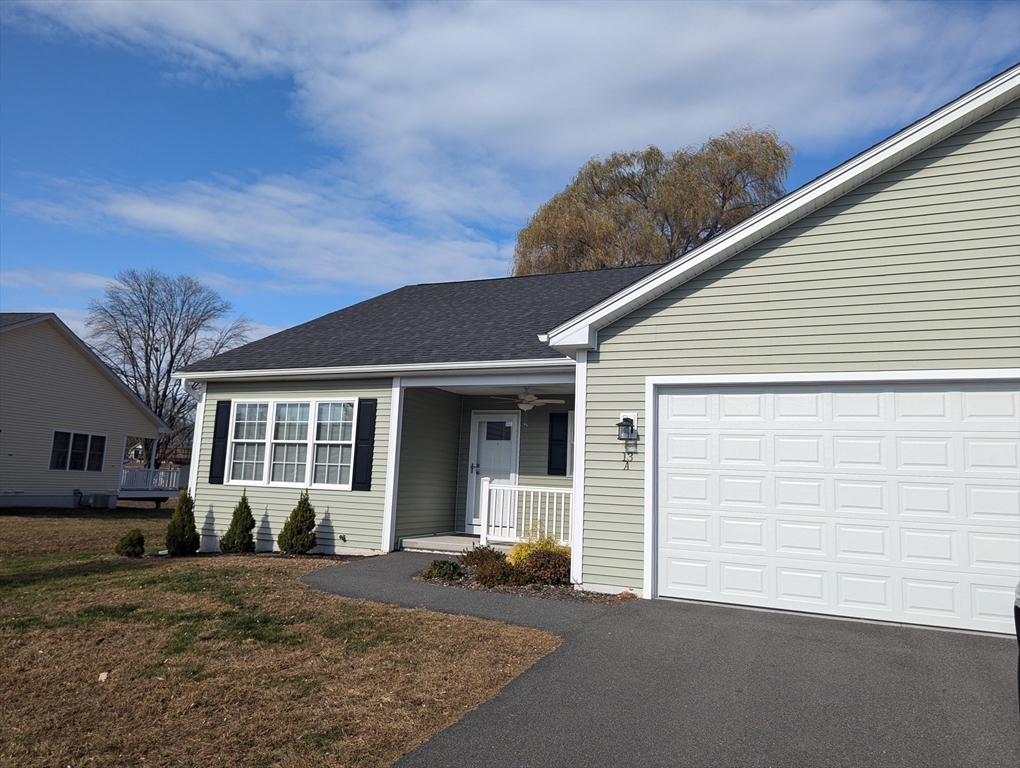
[512,126,794,276]
[87,269,253,467]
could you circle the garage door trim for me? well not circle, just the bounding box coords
[642,368,1020,604]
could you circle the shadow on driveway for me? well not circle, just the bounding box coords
[304,552,1019,768]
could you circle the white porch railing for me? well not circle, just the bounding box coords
[120,467,181,492]
[478,477,571,546]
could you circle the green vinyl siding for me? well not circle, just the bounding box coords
[454,395,574,531]
[582,99,1020,590]
[394,388,461,539]
[194,379,391,553]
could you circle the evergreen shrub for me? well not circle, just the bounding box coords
[277,490,317,554]
[114,528,145,557]
[423,559,461,580]
[219,490,256,553]
[166,489,201,556]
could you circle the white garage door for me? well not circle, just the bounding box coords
[656,382,1020,633]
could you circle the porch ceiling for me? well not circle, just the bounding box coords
[435,383,575,396]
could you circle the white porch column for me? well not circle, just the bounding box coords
[569,350,587,585]
[185,381,205,495]
[381,377,404,552]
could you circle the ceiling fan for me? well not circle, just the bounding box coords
[490,389,566,411]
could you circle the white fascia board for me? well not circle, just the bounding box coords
[171,356,575,383]
[8,314,171,434]
[546,66,1020,354]
[645,369,1020,387]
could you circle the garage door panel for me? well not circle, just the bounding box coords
[656,381,1020,633]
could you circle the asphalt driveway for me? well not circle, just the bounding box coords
[303,552,1019,767]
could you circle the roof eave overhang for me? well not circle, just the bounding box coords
[544,65,1020,356]
[172,356,576,383]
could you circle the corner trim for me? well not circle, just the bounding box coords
[570,350,587,584]
[381,378,404,552]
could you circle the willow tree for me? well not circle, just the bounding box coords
[512,126,794,276]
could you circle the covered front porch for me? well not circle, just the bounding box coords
[387,366,576,551]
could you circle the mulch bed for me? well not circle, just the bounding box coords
[413,566,637,604]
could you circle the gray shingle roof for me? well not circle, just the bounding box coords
[181,265,660,373]
[0,312,50,330]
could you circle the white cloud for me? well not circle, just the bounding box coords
[1,268,112,294]
[3,0,1018,293]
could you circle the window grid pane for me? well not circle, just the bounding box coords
[50,432,71,470]
[316,402,354,442]
[271,443,308,483]
[313,444,352,486]
[231,443,265,481]
[69,433,90,471]
[234,403,268,440]
[274,403,309,441]
[86,435,106,472]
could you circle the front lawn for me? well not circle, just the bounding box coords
[0,509,560,766]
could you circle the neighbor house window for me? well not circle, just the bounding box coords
[49,431,106,472]
[228,400,356,488]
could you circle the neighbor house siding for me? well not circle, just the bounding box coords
[193,379,392,553]
[582,100,1020,590]
[394,388,462,539]
[454,396,574,531]
[0,320,160,503]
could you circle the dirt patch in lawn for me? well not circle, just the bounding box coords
[1,547,559,766]
[0,507,174,558]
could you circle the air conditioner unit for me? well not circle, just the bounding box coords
[90,494,111,509]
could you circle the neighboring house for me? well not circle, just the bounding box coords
[0,313,173,508]
[177,66,1020,634]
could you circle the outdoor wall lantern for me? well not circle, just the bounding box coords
[616,416,638,441]
[616,414,638,468]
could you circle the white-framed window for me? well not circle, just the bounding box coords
[227,399,357,489]
[50,431,107,472]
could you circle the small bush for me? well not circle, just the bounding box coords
[423,559,461,580]
[522,549,571,585]
[507,530,570,567]
[166,489,201,556]
[114,528,145,558]
[219,490,256,553]
[458,545,506,568]
[475,559,530,587]
[277,490,317,554]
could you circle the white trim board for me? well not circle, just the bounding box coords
[381,378,404,552]
[570,350,588,585]
[545,66,1020,355]
[173,357,575,382]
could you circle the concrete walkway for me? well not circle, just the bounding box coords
[304,552,1020,768]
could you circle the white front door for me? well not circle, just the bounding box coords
[465,411,520,533]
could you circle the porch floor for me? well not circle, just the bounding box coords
[398,533,511,555]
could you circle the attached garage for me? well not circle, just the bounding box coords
[650,375,1019,633]
[542,68,1019,634]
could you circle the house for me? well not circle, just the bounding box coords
[0,313,174,508]
[176,65,1019,634]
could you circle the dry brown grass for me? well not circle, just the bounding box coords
[0,513,560,767]
[0,507,173,557]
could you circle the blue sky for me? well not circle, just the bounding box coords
[2,1,1018,340]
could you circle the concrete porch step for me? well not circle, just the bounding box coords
[398,533,512,555]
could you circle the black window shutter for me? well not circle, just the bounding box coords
[351,399,377,491]
[548,412,569,476]
[208,400,232,485]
